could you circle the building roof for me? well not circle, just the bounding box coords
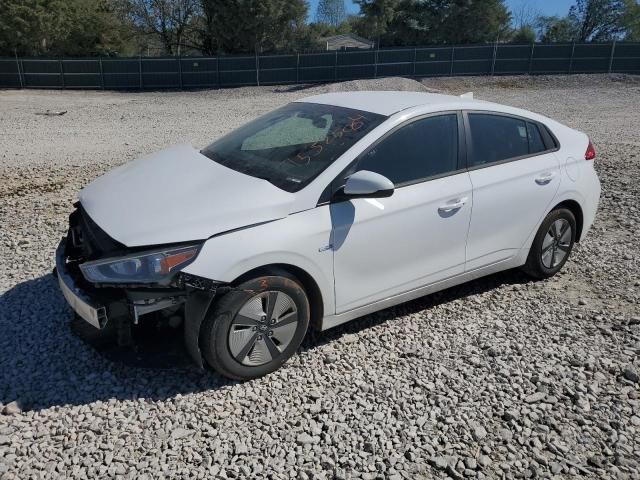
[320,33,374,50]
[298,91,488,116]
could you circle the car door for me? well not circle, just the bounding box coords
[330,112,473,314]
[464,112,561,271]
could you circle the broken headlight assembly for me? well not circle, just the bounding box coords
[79,245,200,285]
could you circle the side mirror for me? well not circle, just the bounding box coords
[341,170,394,199]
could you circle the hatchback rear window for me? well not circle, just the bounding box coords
[201,103,386,192]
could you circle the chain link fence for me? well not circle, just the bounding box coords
[1,42,639,90]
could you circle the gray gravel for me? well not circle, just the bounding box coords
[1,74,639,479]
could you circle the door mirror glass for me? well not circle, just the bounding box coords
[342,170,394,198]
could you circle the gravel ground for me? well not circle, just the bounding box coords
[1,74,639,479]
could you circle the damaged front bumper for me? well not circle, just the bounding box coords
[55,235,219,368]
[56,241,109,329]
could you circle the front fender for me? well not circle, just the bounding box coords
[182,207,335,317]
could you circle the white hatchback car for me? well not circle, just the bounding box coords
[56,91,600,379]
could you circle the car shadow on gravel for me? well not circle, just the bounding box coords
[302,267,534,350]
[0,269,532,411]
[0,274,230,412]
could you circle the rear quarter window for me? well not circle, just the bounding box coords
[527,122,546,154]
[539,123,559,150]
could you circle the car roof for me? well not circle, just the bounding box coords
[298,91,490,116]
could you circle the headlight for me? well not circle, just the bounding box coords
[80,245,200,284]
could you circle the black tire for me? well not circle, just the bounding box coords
[201,274,310,380]
[522,208,576,280]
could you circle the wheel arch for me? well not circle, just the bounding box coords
[551,199,584,242]
[230,264,325,331]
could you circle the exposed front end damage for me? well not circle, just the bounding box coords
[55,205,221,368]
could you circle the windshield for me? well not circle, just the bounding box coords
[201,102,386,192]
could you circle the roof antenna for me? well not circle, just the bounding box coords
[460,92,474,99]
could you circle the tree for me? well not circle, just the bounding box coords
[511,25,536,43]
[353,0,399,47]
[370,0,438,46]
[509,3,539,42]
[291,20,352,51]
[536,15,579,42]
[0,0,133,56]
[437,0,512,44]
[200,0,307,54]
[353,0,511,47]
[621,0,640,40]
[535,0,633,43]
[568,0,625,41]
[123,0,201,55]
[316,0,347,26]
[511,3,540,30]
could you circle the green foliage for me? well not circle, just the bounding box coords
[122,0,201,55]
[352,0,399,45]
[511,25,536,43]
[436,0,512,44]
[0,0,133,56]
[621,0,640,40]
[200,0,307,54]
[535,0,637,43]
[569,0,625,41]
[3,0,638,58]
[536,15,579,42]
[316,0,347,27]
[291,21,352,51]
[352,0,511,47]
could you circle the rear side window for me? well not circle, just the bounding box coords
[468,114,529,166]
[356,114,459,186]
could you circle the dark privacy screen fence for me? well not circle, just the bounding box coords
[1,42,639,90]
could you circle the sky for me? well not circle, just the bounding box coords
[307,0,576,23]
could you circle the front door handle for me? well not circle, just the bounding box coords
[438,197,468,213]
[535,172,556,185]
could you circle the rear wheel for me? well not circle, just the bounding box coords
[522,208,576,279]
[201,275,309,380]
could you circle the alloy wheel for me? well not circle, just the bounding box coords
[541,218,572,269]
[228,291,299,366]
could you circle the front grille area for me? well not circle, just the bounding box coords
[67,205,125,261]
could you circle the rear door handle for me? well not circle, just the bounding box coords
[438,197,468,213]
[535,172,556,185]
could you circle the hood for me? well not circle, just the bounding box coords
[79,144,296,247]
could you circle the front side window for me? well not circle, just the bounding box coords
[201,102,385,192]
[355,114,459,186]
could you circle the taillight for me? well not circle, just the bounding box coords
[585,140,596,160]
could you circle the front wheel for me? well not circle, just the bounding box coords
[201,274,310,380]
[522,208,576,279]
